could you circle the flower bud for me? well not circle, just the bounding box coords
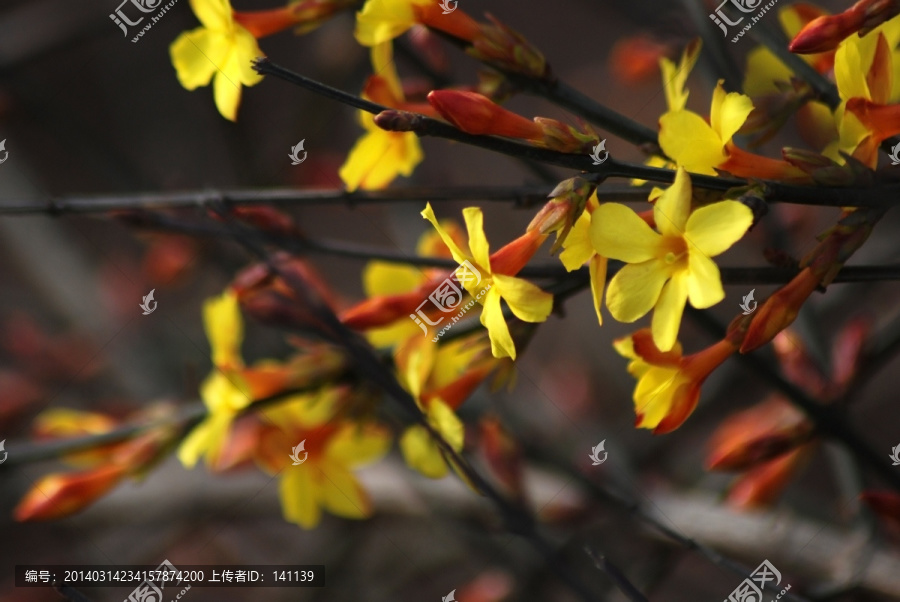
[527,177,595,253]
[427,90,544,140]
[741,267,820,353]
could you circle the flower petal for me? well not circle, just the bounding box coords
[204,291,243,368]
[213,67,242,122]
[190,0,233,30]
[590,203,662,263]
[170,28,227,90]
[462,207,491,271]
[279,465,321,528]
[710,82,754,143]
[687,252,724,308]
[317,459,371,519]
[492,274,552,323]
[589,255,607,325]
[653,167,692,237]
[606,259,671,323]
[684,200,753,256]
[480,287,516,360]
[651,271,688,352]
[658,110,726,175]
[400,424,448,478]
[420,203,471,265]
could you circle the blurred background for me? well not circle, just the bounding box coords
[1,0,900,600]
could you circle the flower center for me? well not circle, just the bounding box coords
[661,236,688,268]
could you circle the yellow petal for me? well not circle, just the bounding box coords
[590,203,663,263]
[370,41,403,100]
[480,287,517,360]
[317,458,371,519]
[400,424,449,478]
[170,28,227,90]
[213,68,241,122]
[658,110,726,175]
[684,200,753,256]
[835,35,872,101]
[559,211,594,271]
[492,274,552,323]
[190,0,233,30]
[589,255,607,326]
[428,399,465,451]
[710,82,754,143]
[634,367,683,429]
[661,39,701,112]
[232,26,265,86]
[363,261,425,297]
[339,127,423,191]
[653,167,692,237]
[176,411,233,468]
[204,291,243,368]
[420,203,471,265]
[743,47,794,97]
[686,252,724,308]
[354,0,421,46]
[279,465,321,528]
[651,271,688,352]
[462,207,491,271]
[606,259,671,323]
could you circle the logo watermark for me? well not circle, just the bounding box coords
[442,589,457,602]
[0,139,8,165]
[438,0,458,15]
[890,143,900,166]
[110,0,180,43]
[739,289,757,315]
[890,444,900,466]
[725,559,789,602]
[589,440,607,465]
[409,260,491,342]
[289,140,307,165]
[125,559,190,602]
[589,139,608,165]
[0,440,7,464]
[709,0,780,43]
[289,440,308,465]
[140,289,157,315]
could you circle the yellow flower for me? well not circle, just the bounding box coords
[339,42,423,191]
[259,395,390,529]
[421,203,553,360]
[614,330,735,433]
[559,194,608,325]
[591,168,752,352]
[179,290,289,468]
[170,0,264,121]
[354,0,480,47]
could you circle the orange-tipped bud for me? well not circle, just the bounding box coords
[14,465,127,521]
[610,35,671,84]
[720,144,809,182]
[428,90,544,140]
[726,446,812,509]
[414,3,481,43]
[789,13,861,54]
[235,0,356,38]
[479,415,525,500]
[469,14,548,79]
[528,177,595,253]
[741,268,820,353]
[706,397,813,471]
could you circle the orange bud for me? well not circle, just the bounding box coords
[427,90,544,140]
[527,177,594,253]
[720,144,808,182]
[726,446,813,509]
[234,7,305,38]
[610,35,670,84]
[789,12,863,54]
[741,267,820,353]
[14,465,127,521]
[479,415,525,500]
[707,396,812,471]
[414,3,481,42]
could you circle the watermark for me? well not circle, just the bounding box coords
[589,139,608,165]
[0,139,8,165]
[140,290,157,315]
[890,143,900,166]
[409,260,491,342]
[442,589,457,602]
[438,0,458,15]
[589,440,607,465]
[110,0,180,43]
[125,559,189,602]
[724,559,789,602]
[289,140,307,165]
[739,289,757,315]
[709,0,780,43]
[289,440,308,465]
[0,439,7,464]
[890,444,900,466]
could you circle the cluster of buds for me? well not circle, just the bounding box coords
[426,90,599,153]
[527,177,595,253]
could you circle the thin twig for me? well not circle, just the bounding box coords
[585,548,650,602]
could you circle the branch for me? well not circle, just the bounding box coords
[251,58,900,209]
[584,549,650,602]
